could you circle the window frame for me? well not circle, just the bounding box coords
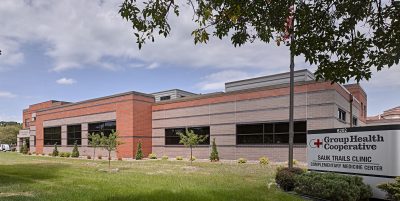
[338,108,347,122]
[236,121,307,145]
[43,126,62,146]
[165,126,211,146]
[67,124,82,145]
[88,121,116,143]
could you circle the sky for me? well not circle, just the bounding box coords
[0,0,399,122]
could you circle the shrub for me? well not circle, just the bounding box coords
[52,143,59,157]
[32,152,36,155]
[20,143,28,154]
[377,177,400,201]
[162,155,168,160]
[176,156,183,160]
[65,152,71,158]
[48,153,52,156]
[237,158,247,164]
[118,157,123,161]
[41,153,45,156]
[87,155,91,160]
[28,152,32,155]
[59,152,65,157]
[71,141,80,158]
[189,156,196,161]
[259,156,269,165]
[295,172,372,201]
[293,159,298,165]
[210,138,219,162]
[275,167,304,191]
[148,153,157,159]
[98,155,102,160]
[135,141,144,160]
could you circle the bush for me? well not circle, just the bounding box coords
[59,152,65,157]
[71,141,79,158]
[275,167,304,191]
[41,153,45,156]
[52,143,59,157]
[48,153,52,156]
[65,152,71,157]
[28,152,32,155]
[87,155,91,160]
[118,157,123,161]
[162,155,168,160]
[98,155,102,160]
[210,138,219,162]
[377,177,400,200]
[238,158,247,164]
[176,156,183,160]
[135,141,143,160]
[189,156,196,161]
[20,143,28,154]
[259,156,269,165]
[295,172,372,201]
[148,153,157,159]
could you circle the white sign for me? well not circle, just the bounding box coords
[307,125,400,199]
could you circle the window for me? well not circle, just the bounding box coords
[67,125,82,145]
[88,121,116,139]
[160,96,171,101]
[338,108,346,122]
[352,116,358,126]
[24,119,30,128]
[236,121,307,145]
[165,126,210,145]
[44,127,61,146]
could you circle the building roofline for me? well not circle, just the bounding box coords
[151,88,197,95]
[225,69,313,85]
[36,91,154,112]
[343,83,368,98]
[154,80,321,105]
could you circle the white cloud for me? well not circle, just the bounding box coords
[0,0,305,73]
[56,78,76,85]
[0,91,16,98]
[0,114,20,122]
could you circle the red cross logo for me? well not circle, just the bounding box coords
[313,139,323,148]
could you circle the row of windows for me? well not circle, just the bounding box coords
[43,121,116,146]
[165,127,210,145]
[164,121,307,146]
[338,108,358,126]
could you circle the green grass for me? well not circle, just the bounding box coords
[0,152,303,201]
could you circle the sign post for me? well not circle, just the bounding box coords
[307,125,400,199]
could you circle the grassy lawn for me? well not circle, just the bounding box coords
[0,152,303,201]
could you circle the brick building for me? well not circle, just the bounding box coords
[17,70,367,161]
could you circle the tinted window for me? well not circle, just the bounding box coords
[165,126,210,145]
[44,127,61,146]
[67,125,81,145]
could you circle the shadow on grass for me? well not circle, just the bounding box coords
[0,163,69,186]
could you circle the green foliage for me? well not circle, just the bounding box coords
[120,0,400,83]
[377,177,400,201]
[178,129,208,165]
[295,172,372,201]
[293,159,298,165]
[176,156,183,161]
[162,155,168,160]
[52,143,59,157]
[100,130,123,171]
[259,157,269,165]
[237,158,247,164]
[0,124,21,145]
[148,153,157,159]
[135,141,143,160]
[20,141,29,154]
[87,155,91,160]
[209,138,219,162]
[275,167,304,191]
[59,152,71,158]
[88,133,101,159]
[71,141,80,158]
[98,155,102,160]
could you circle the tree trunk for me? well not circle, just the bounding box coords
[108,151,111,172]
[190,146,192,166]
[93,147,96,161]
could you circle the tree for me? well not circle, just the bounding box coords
[119,0,400,168]
[71,141,80,158]
[88,133,101,160]
[100,130,122,171]
[119,0,400,83]
[178,129,208,165]
[135,141,143,160]
[0,124,21,145]
[210,138,219,162]
[52,143,59,157]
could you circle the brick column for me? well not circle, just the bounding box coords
[81,123,88,146]
[61,125,67,146]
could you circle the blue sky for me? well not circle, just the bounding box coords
[0,0,399,122]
